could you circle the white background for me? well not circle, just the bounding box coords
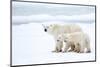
[0,0,100,67]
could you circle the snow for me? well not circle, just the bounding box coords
[12,22,95,65]
[12,13,95,25]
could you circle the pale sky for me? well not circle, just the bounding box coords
[12,1,95,16]
[12,1,95,24]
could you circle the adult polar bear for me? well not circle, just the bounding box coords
[61,32,91,53]
[43,24,82,52]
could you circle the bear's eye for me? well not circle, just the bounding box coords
[57,40,59,41]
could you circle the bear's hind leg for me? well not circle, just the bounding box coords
[85,40,91,53]
[86,47,91,53]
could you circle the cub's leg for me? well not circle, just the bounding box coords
[68,42,75,52]
[62,41,71,53]
[74,43,80,53]
[52,40,63,53]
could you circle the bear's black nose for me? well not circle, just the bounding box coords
[44,29,47,32]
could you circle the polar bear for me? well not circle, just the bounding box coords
[62,32,91,53]
[42,24,82,52]
[43,24,82,38]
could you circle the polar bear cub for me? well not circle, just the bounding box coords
[62,32,91,53]
[54,35,63,52]
[43,24,82,52]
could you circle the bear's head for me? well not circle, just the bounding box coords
[42,24,59,35]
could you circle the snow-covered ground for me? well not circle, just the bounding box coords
[12,22,95,65]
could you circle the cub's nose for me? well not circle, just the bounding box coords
[44,29,47,32]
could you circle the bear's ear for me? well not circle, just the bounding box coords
[50,24,57,27]
[50,24,53,27]
[53,24,59,30]
[42,24,45,28]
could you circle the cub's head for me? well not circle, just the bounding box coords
[63,34,72,44]
[56,34,63,42]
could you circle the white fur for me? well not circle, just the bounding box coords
[44,24,82,38]
[43,24,82,52]
[62,32,91,53]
